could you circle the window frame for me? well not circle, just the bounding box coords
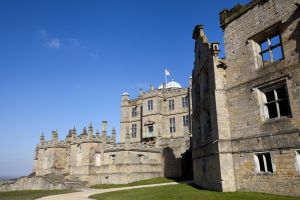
[131,107,137,117]
[258,81,292,120]
[259,34,284,64]
[169,99,175,111]
[169,117,176,133]
[131,124,137,138]
[296,150,300,174]
[254,152,274,174]
[182,115,189,126]
[147,100,153,111]
[182,96,189,108]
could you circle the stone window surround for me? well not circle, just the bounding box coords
[182,115,189,126]
[169,99,175,110]
[131,124,137,138]
[182,96,189,108]
[253,77,292,122]
[249,21,284,69]
[254,152,275,174]
[148,100,153,111]
[131,107,137,117]
[296,150,300,174]
[169,117,176,133]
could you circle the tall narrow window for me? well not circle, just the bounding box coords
[182,96,189,108]
[259,34,283,64]
[169,99,175,110]
[131,107,137,117]
[148,100,153,111]
[131,124,137,138]
[255,152,273,173]
[296,150,300,174]
[169,118,176,133]
[260,83,291,119]
[182,115,190,126]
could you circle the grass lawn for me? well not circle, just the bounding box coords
[0,189,75,200]
[90,184,300,200]
[91,177,177,189]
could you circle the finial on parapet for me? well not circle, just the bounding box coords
[71,126,77,138]
[96,129,100,138]
[88,122,94,139]
[40,132,45,145]
[192,25,208,43]
[52,130,58,144]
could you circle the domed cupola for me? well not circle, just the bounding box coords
[158,79,182,89]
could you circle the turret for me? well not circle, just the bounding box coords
[52,130,58,144]
[88,123,94,139]
[121,92,130,106]
[40,132,45,145]
[111,127,116,144]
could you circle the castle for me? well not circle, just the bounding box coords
[192,0,300,196]
[1,0,299,196]
[32,80,192,185]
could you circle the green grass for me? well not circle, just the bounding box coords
[0,189,75,200]
[90,184,300,200]
[91,177,177,189]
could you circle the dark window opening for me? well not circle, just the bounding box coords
[262,84,291,119]
[256,152,273,173]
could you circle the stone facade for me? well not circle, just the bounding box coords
[120,81,192,177]
[31,80,192,187]
[192,0,300,196]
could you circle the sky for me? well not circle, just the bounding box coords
[0,0,250,177]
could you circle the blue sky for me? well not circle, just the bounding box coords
[0,0,249,177]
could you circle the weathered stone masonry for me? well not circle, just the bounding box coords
[192,0,300,196]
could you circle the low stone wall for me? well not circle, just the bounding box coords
[0,176,69,191]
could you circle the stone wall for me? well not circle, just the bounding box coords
[223,0,300,196]
[0,176,69,191]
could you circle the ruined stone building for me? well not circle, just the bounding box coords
[192,0,300,196]
[32,79,192,186]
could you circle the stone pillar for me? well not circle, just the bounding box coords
[111,127,116,144]
[102,121,107,144]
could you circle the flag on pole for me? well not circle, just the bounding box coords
[165,69,170,76]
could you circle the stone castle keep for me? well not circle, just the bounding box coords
[1,0,299,196]
[33,80,192,185]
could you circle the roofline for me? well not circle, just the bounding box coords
[219,0,267,30]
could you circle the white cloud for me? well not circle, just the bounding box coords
[48,39,61,49]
